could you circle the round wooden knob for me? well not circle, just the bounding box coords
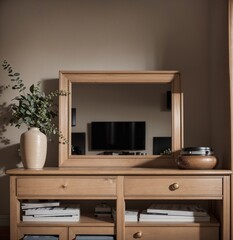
[133,231,143,239]
[62,184,68,188]
[171,182,179,190]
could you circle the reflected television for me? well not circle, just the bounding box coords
[91,121,146,151]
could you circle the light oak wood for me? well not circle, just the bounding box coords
[116,176,125,240]
[7,168,231,240]
[124,176,223,199]
[7,167,231,176]
[58,71,183,168]
[17,176,117,199]
[18,227,68,240]
[10,176,19,240]
[69,227,115,240]
[222,176,230,240]
[125,226,219,240]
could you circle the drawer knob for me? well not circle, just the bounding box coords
[170,182,179,190]
[133,231,143,239]
[62,184,68,188]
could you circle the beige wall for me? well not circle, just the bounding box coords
[0,0,229,217]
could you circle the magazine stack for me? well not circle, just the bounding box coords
[139,204,210,222]
[21,201,80,222]
[124,209,139,222]
[94,203,112,218]
[112,209,139,222]
[75,236,114,240]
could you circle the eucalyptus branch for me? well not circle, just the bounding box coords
[2,60,26,93]
[1,60,69,145]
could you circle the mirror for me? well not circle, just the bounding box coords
[71,83,171,156]
[59,71,183,168]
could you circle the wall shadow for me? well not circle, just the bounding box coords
[0,144,22,173]
[41,78,60,167]
[0,143,22,216]
[0,83,12,145]
[0,78,61,216]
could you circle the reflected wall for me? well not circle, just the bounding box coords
[72,84,171,155]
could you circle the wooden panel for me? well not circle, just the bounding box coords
[6,168,232,176]
[222,176,230,240]
[10,176,20,240]
[60,71,180,83]
[58,71,183,168]
[17,176,116,198]
[124,176,223,199]
[69,227,115,240]
[116,176,125,240]
[7,170,231,240]
[125,226,219,240]
[18,227,68,240]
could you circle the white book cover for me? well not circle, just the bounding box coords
[124,209,138,222]
[147,204,208,216]
[140,210,210,222]
[21,202,60,210]
[22,215,80,222]
[23,205,80,216]
[125,210,138,216]
[32,213,80,217]
[139,216,210,222]
[125,217,138,222]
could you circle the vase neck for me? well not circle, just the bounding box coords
[29,127,40,131]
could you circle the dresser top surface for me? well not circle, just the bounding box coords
[6,167,232,176]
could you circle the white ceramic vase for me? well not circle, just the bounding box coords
[20,127,47,169]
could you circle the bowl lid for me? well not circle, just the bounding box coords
[181,147,213,156]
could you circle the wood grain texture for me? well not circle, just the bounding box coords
[58,71,183,168]
[8,168,231,240]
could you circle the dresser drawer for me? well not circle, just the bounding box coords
[125,225,219,240]
[124,176,222,198]
[17,176,116,198]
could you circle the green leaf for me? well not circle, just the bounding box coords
[29,84,34,93]
[2,60,69,144]
[19,87,26,92]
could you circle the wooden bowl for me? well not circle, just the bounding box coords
[176,155,218,169]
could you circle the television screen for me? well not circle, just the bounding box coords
[91,121,146,151]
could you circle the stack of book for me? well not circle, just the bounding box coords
[76,236,114,240]
[22,201,80,222]
[94,203,112,218]
[112,208,139,222]
[139,204,210,222]
[111,208,116,222]
[23,236,58,240]
[124,209,139,222]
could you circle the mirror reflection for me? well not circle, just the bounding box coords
[71,83,171,156]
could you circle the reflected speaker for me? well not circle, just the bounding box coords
[153,137,171,155]
[72,132,85,155]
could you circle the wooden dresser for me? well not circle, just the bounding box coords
[7,168,231,240]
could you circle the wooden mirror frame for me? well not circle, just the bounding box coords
[59,71,183,168]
